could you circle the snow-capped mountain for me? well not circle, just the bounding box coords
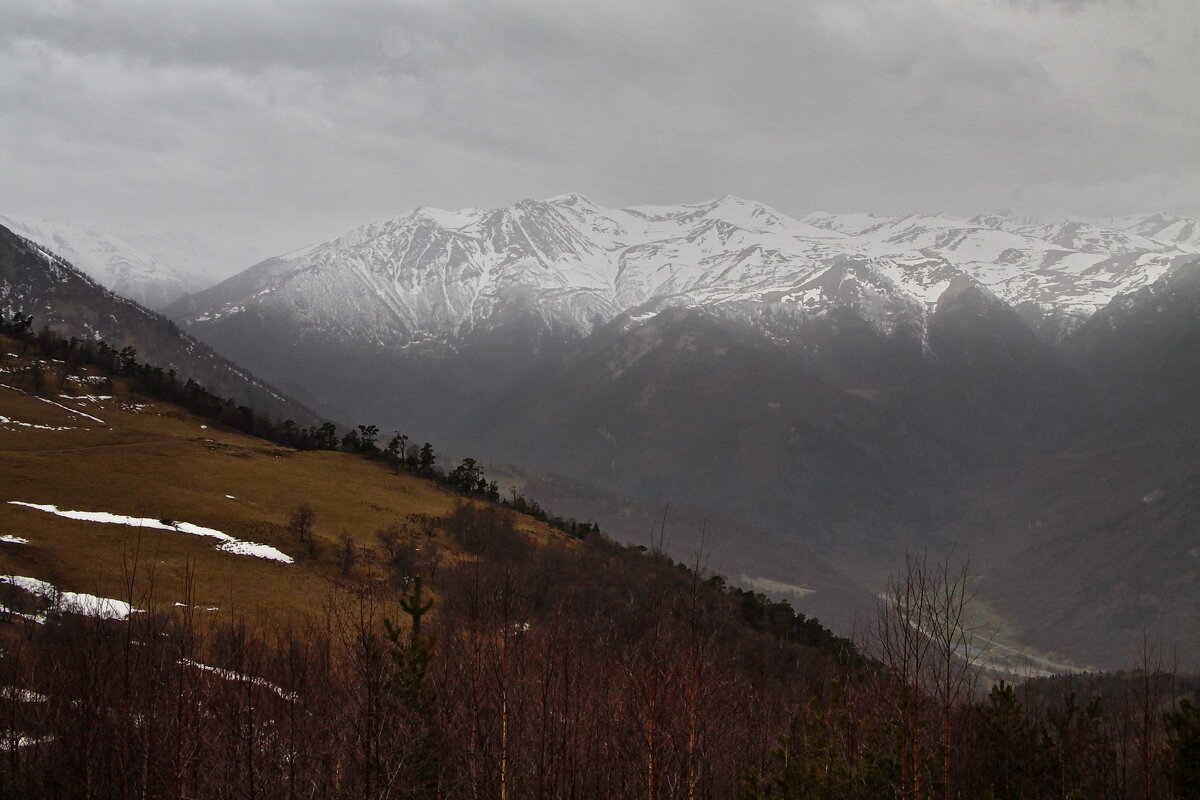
[0,214,213,310]
[171,195,1199,352]
[158,198,1200,669]
[0,222,316,424]
[801,210,1198,334]
[1108,212,1200,250]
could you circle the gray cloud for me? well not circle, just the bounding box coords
[0,0,1196,265]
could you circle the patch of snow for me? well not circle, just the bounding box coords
[179,658,297,701]
[173,602,220,612]
[0,687,47,703]
[0,415,74,431]
[0,535,29,544]
[0,605,45,624]
[0,384,105,424]
[6,502,294,564]
[0,575,136,620]
[0,733,55,750]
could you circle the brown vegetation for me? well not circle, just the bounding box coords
[0,332,1197,799]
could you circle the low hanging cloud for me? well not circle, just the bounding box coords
[0,0,1196,262]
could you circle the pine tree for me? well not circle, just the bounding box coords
[381,575,440,796]
[418,442,435,474]
[1166,698,1200,800]
[386,432,409,473]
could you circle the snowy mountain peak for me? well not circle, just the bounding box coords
[171,196,1200,350]
[1110,213,1200,249]
[0,214,213,310]
[547,192,601,208]
[408,206,484,230]
[969,214,1008,231]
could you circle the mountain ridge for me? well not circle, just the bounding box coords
[169,196,1200,353]
[154,197,1200,667]
[0,214,222,310]
[0,223,319,426]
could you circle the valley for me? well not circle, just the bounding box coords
[145,197,1200,669]
[3,198,1198,669]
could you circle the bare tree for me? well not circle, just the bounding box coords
[875,551,935,800]
[874,551,984,800]
[926,555,986,800]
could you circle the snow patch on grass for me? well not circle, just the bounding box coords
[0,575,136,620]
[6,502,294,564]
[0,415,74,431]
[173,602,219,611]
[0,383,105,424]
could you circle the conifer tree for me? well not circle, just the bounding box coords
[1166,699,1200,800]
[418,442,436,474]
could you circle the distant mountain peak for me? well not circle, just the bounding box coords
[0,213,216,309]
[547,192,600,207]
[170,196,1200,354]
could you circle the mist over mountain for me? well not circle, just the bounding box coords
[4,1,1199,793]
[170,196,1198,352]
[166,195,1197,432]
[160,195,1200,667]
[0,223,316,424]
[0,214,221,310]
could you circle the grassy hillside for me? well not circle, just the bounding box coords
[0,335,559,621]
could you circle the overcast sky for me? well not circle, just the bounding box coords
[1,0,1197,264]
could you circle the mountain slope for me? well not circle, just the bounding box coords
[0,214,213,309]
[1067,257,1200,438]
[159,196,1200,668]
[170,197,1199,389]
[1110,212,1200,250]
[165,194,1192,444]
[0,223,317,425]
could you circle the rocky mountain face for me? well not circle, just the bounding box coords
[165,195,1196,429]
[165,195,1200,667]
[170,196,1198,352]
[0,214,217,310]
[0,223,317,425]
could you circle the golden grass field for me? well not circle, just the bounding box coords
[0,338,559,624]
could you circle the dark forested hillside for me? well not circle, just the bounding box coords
[1,330,1197,799]
[0,223,317,425]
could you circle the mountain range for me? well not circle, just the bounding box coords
[156,195,1200,667]
[168,194,1198,349]
[4,194,1198,667]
